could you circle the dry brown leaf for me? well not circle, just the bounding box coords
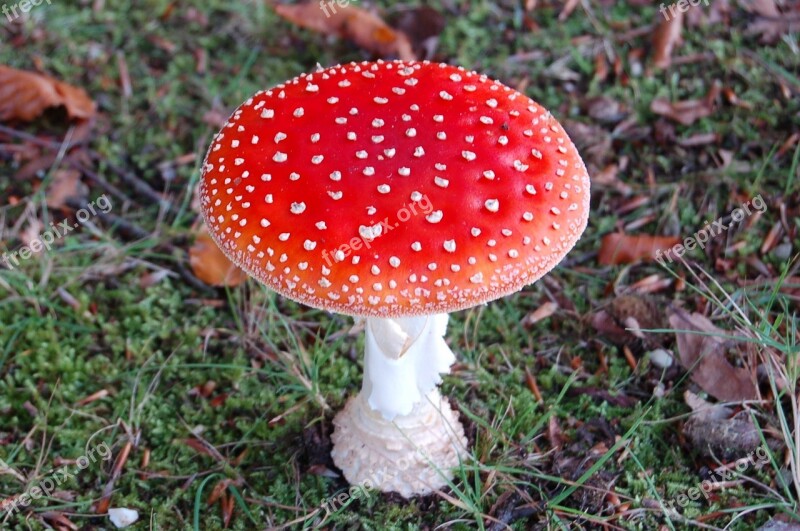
[682,391,765,460]
[0,65,96,122]
[668,308,758,402]
[46,169,86,209]
[651,96,711,125]
[524,301,559,325]
[652,10,683,69]
[273,2,415,61]
[598,233,680,265]
[189,225,248,287]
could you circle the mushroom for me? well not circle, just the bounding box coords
[198,60,591,497]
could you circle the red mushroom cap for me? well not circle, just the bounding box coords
[199,60,590,318]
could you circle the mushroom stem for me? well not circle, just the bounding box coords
[330,314,468,497]
[362,314,456,420]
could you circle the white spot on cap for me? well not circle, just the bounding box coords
[231,140,240,148]
[307,84,320,93]
[261,109,274,119]
[372,135,384,143]
[485,199,500,212]
[310,133,320,143]
[328,191,343,200]
[330,171,341,181]
[303,240,316,251]
[273,152,287,163]
[372,118,384,127]
[462,151,476,161]
[531,148,542,159]
[347,132,357,141]
[436,132,447,140]
[443,240,456,253]
[426,210,443,223]
[439,91,453,101]
[514,160,529,172]
[486,99,498,108]
[411,241,422,251]
[471,227,481,237]
[289,172,300,181]
[371,265,381,275]
[398,167,411,176]
[525,184,537,195]
[356,150,368,159]
[406,128,417,137]
[363,167,375,176]
[315,221,327,230]
[414,147,425,157]
[480,116,493,125]
[384,148,396,158]
[293,107,304,117]
[377,184,390,193]
[290,202,306,214]
[389,256,400,267]
[470,272,484,283]
[523,212,534,221]
[260,218,270,227]
[312,155,324,164]
[279,233,290,241]
[483,170,495,180]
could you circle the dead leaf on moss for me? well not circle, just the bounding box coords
[189,225,248,287]
[652,10,683,69]
[46,169,87,209]
[598,233,680,265]
[669,308,758,402]
[682,390,766,460]
[0,65,96,122]
[650,84,720,125]
[273,2,415,61]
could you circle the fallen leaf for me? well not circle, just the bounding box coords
[189,225,247,287]
[0,65,96,122]
[650,84,720,126]
[524,301,558,325]
[682,391,766,460]
[273,2,415,61]
[46,169,86,209]
[390,6,445,60]
[668,308,758,402]
[652,10,683,69]
[598,233,680,265]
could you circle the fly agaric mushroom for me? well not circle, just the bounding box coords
[199,60,590,497]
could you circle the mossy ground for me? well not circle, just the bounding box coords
[1,1,799,529]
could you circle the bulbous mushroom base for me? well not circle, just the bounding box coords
[330,390,467,498]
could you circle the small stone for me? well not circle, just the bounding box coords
[648,348,674,369]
